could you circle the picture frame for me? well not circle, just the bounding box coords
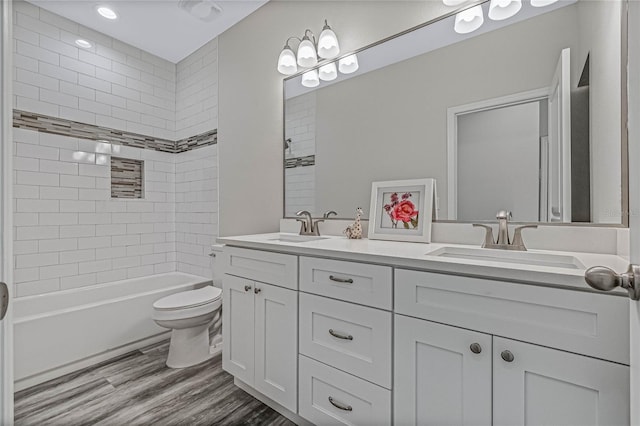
[368,178,436,243]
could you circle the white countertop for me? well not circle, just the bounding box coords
[217,233,630,295]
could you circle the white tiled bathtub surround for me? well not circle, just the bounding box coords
[13,128,177,297]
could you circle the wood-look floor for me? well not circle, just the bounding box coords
[14,342,296,426]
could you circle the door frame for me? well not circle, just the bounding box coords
[1,0,14,423]
[446,87,549,220]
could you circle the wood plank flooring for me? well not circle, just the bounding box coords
[14,342,296,426]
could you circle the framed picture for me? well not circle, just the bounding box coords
[368,178,436,243]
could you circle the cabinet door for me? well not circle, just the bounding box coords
[394,315,492,426]
[222,274,255,385]
[493,337,630,426]
[253,282,298,413]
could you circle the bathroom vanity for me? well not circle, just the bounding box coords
[218,234,630,426]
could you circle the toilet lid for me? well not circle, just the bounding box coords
[153,286,222,310]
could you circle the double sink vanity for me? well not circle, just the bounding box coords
[218,225,630,426]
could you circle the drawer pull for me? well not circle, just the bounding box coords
[501,350,515,363]
[329,329,354,340]
[469,343,482,354]
[328,396,353,412]
[329,275,354,284]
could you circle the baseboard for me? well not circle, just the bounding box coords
[14,332,170,392]
[234,378,313,426]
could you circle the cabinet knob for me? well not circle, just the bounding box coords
[501,350,515,363]
[469,343,482,354]
[254,287,261,294]
[244,285,251,292]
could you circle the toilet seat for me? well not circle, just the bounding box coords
[153,286,222,311]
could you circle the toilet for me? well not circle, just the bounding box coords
[152,245,225,368]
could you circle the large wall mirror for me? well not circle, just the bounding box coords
[283,0,628,225]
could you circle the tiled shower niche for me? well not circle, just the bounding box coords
[111,157,144,199]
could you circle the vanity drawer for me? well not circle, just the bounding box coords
[298,355,391,426]
[299,293,392,388]
[300,257,392,309]
[225,247,297,290]
[395,269,630,365]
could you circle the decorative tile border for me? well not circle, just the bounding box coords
[285,155,315,169]
[13,110,217,154]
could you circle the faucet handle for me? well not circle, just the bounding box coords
[511,225,537,250]
[496,210,512,220]
[473,224,495,248]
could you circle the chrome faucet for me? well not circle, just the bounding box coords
[296,210,324,236]
[473,210,537,251]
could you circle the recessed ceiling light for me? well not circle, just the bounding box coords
[97,6,118,20]
[75,39,92,49]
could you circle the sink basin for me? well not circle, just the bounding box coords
[427,246,585,270]
[269,234,329,243]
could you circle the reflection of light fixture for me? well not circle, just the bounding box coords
[531,0,558,6]
[297,33,318,67]
[338,54,359,74]
[277,43,297,75]
[318,20,340,59]
[318,62,338,81]
[443,0,468,5]
[96,5,118,20]
[178,0,223,22]
[301,70,320,88]
[488,0,522,20]
[75,39,92,49]
[454,5,484,34]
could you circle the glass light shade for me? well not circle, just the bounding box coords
[338,54,359,74]
[454,6,484,34]
[530,0,558,6]
[318,62,338,81]
[488,0,522,20]
[301,70,320,88]
[443,0,468,5]
[318,27,340,59]
[277,46,297,75]
[297,38,318,67]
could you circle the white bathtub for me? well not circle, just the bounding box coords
[13,272,212,390]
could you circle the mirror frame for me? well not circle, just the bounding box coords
[282,0,630,227]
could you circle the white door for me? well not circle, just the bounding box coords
[547,47,572,222]
[0,0,13,423]
[394,315,492,426]
[222,275,255,385]
[493,337,629,426]
[253,282,297,413]
[627,3,640,424]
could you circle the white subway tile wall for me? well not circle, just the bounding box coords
[284,91,316,216]
[13,128,176,297]
[175,39,219,141]
[13,0,177,141]
[175,146,218,278]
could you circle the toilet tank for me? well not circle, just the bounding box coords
[210,244,226,288]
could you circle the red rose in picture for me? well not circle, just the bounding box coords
[392,200,418,223]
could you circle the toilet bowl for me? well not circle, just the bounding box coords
[153,285,222,368]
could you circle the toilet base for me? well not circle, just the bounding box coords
[166,323,214,369]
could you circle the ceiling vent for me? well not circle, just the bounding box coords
[178,0,223,22]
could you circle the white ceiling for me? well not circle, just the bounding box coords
[26,0,268,63]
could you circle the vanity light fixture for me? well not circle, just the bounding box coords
[488,0,522,21]
[75,39,92,49]
[96,5,118,20]
[301,69,320,88]
[338,54,359,74]
[530,0,559,6]
[318,62,338,81]
[277,19,340,74]
[454,5,484,34]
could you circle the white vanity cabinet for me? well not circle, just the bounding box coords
[222,248,298,413]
